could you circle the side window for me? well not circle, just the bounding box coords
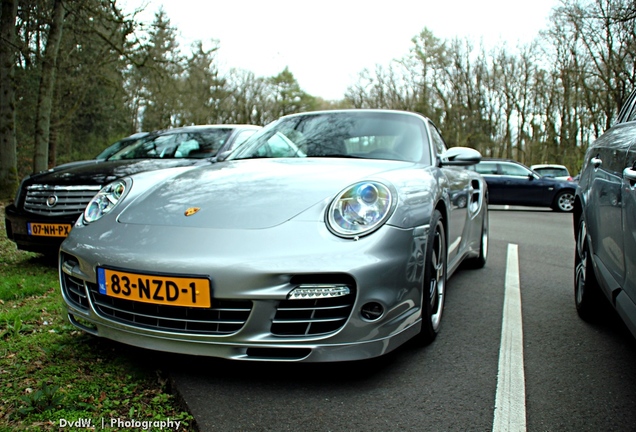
[231,130,257,151]
[474,162,499,175]
[268,136,295,157]
[627,103,636,123]
[428,122,447,157]
[257,132,304,157]
[500,163,531,177]
[618,90,636,123]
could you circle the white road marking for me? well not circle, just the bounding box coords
[492,243,527,432]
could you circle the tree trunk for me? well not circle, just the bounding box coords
[48,125,58,168]
[33,0,65,173]
[0,0,19,200]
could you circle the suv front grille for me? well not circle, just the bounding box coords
[24,184,102,216]
[86,282,252,335]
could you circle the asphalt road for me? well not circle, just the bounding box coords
[162,206,636,432]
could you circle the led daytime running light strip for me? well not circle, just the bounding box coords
[288,284,351,299]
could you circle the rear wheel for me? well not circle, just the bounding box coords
[417,210,447,345]
[574,215,604,320]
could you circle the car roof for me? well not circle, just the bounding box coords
[151,124,260,135]
[477,158,523,164]
[531,164,568,169]
[279,109,430,122]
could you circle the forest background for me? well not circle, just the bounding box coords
[1,0,635,200]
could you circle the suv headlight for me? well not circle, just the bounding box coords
[84,180,128,223]
[326,181,394,238]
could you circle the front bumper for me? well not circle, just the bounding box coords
[5,204,76,255]
[59,221,428,362]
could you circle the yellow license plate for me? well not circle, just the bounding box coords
[97,268,211,308]
[27,222,72,237]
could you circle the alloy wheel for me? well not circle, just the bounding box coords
[575,219,587,306]
[558,192,575,212]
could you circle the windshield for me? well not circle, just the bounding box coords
[96,135,147,160]
[232,111,430,164]
[534,167,569,177]
[107,129,235,160]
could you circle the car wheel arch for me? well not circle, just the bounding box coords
[435,200,450,243]
[573,196,583,237]
[416,208,447,345]
[574,212,612,321]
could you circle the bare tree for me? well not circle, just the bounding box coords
[0,0,19,199]
[32,0,65,172]
[221,69,271,125]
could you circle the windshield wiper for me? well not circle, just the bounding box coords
[310,154,365,159]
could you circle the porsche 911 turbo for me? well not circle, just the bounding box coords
[59,109,489,362]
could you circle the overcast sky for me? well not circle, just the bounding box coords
[124,0,559,100]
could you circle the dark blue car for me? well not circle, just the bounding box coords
[467,158,576,212]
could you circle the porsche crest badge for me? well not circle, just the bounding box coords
[184,207,200,217]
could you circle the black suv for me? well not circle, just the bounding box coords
[5,124,260,256]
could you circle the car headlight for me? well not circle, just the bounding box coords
[84,180,128,223]
[326,181,394,238]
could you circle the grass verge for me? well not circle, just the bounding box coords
[0,203,195,431]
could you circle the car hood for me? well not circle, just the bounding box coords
[26,159,204,186]
[118,158,412,229]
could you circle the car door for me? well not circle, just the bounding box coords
[497,162,547,205]
[585,126,631,289]
[621,142,636,306]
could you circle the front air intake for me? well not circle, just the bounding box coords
[245,348,311,360]
[271,276,356,336]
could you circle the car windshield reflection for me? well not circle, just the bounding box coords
[108,129,236,160]
[232,111,430,164]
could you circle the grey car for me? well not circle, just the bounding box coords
[574,90,636,339]
[59,110,489,362]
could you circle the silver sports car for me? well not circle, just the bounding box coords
[59,110,489,362]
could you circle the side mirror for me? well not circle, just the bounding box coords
[440,147,482,166]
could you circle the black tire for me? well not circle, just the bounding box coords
[416,210,447,345]
[464,208,488,269]
[574,215,605,321]
[553,190,575,212]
